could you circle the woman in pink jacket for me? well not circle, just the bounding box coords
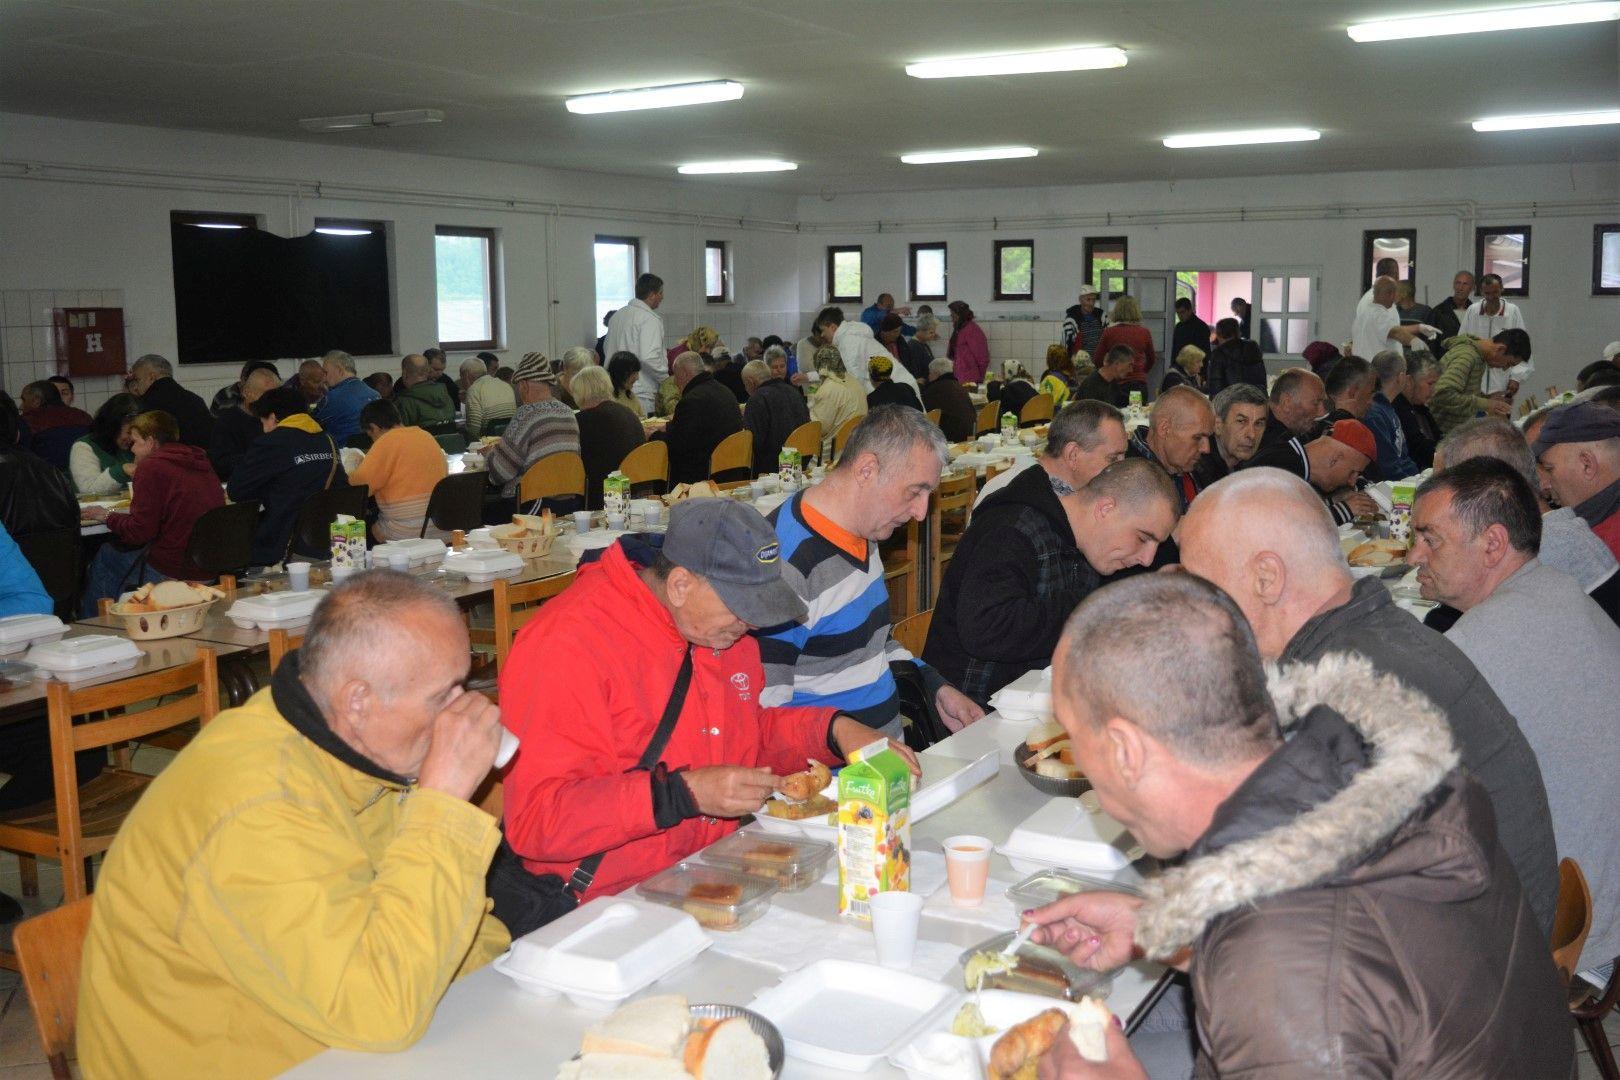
[947,301,989,386]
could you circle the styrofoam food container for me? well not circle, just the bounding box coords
[441,548,525,582]
[996,796,1137,876]
[891,989,1071,1077]
[226,589,325,630]
[0,614,67,656]
[988,667,1052,719]
[26,634,142,675]
[370,538,447,567]
[493,897,711,1008]
[750,959,959,1072]
[1004,868,1140,911]
[751,778,838,841]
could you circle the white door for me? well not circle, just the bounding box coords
[1100,269,1178,394]
[1251,268,1320,360]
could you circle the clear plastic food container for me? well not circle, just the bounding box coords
[1004,868,1138,911]
[699,832,833,892]
[635,860,777,932]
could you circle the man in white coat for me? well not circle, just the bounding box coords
[604,272,666,413]
[815,305,921,399]
[1461,272,1530,397]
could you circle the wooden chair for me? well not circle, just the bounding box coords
[518,451,587,508]
[618,440,669,498]
[880,518,921,620]
[13,896,92,1080]
[268,628,303,673]
[1019,392,1055,427]
[975,400,1000,436]
[0,650,219,952]
[924,409,942,427]
[983,462,1007,488]
[831,415,862,462]
[492,573,576,675]
[891,609,932,658]
[1554,858,1620,1076]
[783,420,823,466]
[709,430,753,483]
[930,472,978,600]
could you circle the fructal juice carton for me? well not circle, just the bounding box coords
[328,514,367,569]
[837,739,912,922]
[1389,480,1417,543]
[603,471,630,514]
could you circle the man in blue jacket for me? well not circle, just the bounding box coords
[1364,349,1420,479]
[229,387,348,566]
[313,350,378,443]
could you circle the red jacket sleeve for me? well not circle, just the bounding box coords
[107,466,166,548]
[753,704,841,775]
[498,644,664,865]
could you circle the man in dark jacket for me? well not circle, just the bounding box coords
[1257,366,1328,451]
[923,459,1177,705]
[209,366,280,480]
[878,313,932,383]
[130,354,213,449]
[1394,349,1443,469]
[0,393,77,541]
[1177,468,1560,936]
[18,380,92,470]
[1428,269,1476,343]
[393,353,457,433]
[1170,297,1211,362]
[227,387,348,566]
[740,360,809,475]
[421,348,462,409]
[663,352,742,485]
[920,359,977,442]
[1202,317,1266,395]
[1028,573,1572,1080]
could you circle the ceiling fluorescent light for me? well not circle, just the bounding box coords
[901,146,1039,165]
[191,223,245,229]
[1163,128,1321,149]
[677,160,797,175]
[1349,1,1619,42]
[314,227,374,236]
[566,80,743,115]
[298,109,443,133]
[906,45,1127,79]
[1472,108,1620,131]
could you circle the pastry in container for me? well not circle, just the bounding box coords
[698,832,833,893]
[635,861,777,931]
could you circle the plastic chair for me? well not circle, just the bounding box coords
[975,400,1000,435]
[286,484,368,562]
[14,527,80,621]
[708,430,753,484]
[518,451,587,506]
[891,608,933,658]
[831,415,862,462]
[783,421,823,465]
[12,896,92,1079]
[420,471,488,537]
[435,432,469,454]
[1019,392,1055,427]
[618,441,669,498]
[1554,858,1620,1076]
[186,501,259,581]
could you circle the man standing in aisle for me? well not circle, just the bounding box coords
[1429,269,1476,342]
[1429,329,1533,434]
[1461,272,1529,397]
[605,273,667,414]
[1351,277,1423,360]
[1170,297,1211,362]
[760,407,984,740]
[861,293,914,335]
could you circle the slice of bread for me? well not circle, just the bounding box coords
[685,1018,771,1080]
[152,580,205,608]
[580,994,690,1059]
[558,1053,695,1080]
[1024,720,1066,752]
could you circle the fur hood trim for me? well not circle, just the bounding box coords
[1133,653,1460,959]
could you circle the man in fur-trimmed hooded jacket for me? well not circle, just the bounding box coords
[1027,573,1571,1080]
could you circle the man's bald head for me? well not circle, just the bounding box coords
[1372,276,1398,305]
[241,366,281,405]
[1177,468,1351,660]
[401,352,430,385]
[1147,386,1216,474]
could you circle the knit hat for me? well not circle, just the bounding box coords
[1530,402,1620,457]
[513,351,556,384]
[868,354,894,379]
[1327,418,1376,462]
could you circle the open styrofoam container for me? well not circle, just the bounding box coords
[26,634,142,675]
[0,614,67,656]
[988,667,1052,722]
[891,989,1071,1079]
[493,897,710,1008]
[996,797,1137,877]
[226,589,325,630]
[750,959,959,1072]
[441,548,525,582]
[371,538,448,567]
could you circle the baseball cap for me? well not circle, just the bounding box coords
[1530,402,1620,458]
[1077,283,1100,298]
[513,352,557,384]
[661,500,806,629]
[1327,418,1377,463]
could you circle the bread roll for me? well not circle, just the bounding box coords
[988,1008,1067,1080]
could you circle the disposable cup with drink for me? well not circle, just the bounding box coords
[942,835,992,907]
[286,561,311,592]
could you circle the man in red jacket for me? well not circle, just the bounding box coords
[497,499,915,934]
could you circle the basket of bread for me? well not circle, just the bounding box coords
[663,480,724,505]
[1013,721,1090,797]
[490,512,557,558]
[107,581,227,640]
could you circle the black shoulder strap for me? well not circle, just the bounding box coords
[566,645,695,897]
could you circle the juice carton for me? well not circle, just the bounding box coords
[1389,480,1417,543]
[328,514,367,569]
[778,446,802,487]
[603,471,630,515]
[1000,411,1017,444]
[837,739,912,922]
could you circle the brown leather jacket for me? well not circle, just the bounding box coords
[1132,655,1573,1079]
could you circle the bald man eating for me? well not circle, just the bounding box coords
[1126,385,1217,511]
[1176,469,1559,936]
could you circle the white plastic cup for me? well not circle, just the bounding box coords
[643,504,662,527]
[495,729,520,768]
[943,835,993,907]
[750,479,769,499]
[869,890,924,969]
[572,511,592,533]
[387,552,412,572]
[286,562,311,591]
[330,564,355,584]
[605,512,626,530]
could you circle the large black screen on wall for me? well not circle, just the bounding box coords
[171,223,392,364]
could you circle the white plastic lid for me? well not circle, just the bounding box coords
[27,634,143,672]
[372,538,447,565]
[227,590,325,623]
[997,797,1134,874]
[443,549,524,574]
[499,897,710,999]
[989,667,1052,715]
[0,613,66,647]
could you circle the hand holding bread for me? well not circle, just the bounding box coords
[776,759,831,802]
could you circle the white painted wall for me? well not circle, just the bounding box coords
[792,162,1620,396]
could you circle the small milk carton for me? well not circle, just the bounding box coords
[837,739,912,922]
[328,514,367,569]
[1128,389,1144,408]
[778,445,802,487]
[603,471,630,515]
[1000,411,1017,444]
[1389,480,1417,543]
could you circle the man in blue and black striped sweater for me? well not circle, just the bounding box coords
[760,407,984,740]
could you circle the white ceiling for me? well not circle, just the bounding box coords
[1,0,1616,196]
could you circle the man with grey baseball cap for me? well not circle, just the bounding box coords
[1532,401,1620,561]
[493,498,917,933]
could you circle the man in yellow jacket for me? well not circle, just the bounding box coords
[77,572,511,1079]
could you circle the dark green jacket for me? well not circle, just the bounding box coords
[394,380,455,430]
